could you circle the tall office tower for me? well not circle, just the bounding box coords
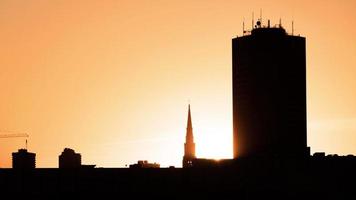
[59,148,82,168]
[183,104,196,168]
[12,149,36,169]
[232,21,309,158]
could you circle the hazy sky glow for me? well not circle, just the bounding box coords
[0,0,356,168]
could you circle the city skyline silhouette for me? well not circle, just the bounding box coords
[1,1,356,199]
[1,1,356,170]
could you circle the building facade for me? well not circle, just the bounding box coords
[232,23,309,158]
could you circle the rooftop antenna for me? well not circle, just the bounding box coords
[25,139,28,150]
[279,18,282,28]
[252,12,254,29]
[243,18,245,35]
[260,9,262,26]
[292,9,295,34]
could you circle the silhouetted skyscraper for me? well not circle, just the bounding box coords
[183,104,196,168]
[12,149,36,169]
[232,22,309,158]
[59,148,81,168]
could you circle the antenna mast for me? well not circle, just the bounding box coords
[243,18,245,35]
[252,12,254,29]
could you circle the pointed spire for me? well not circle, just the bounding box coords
[186,104,194,143]
[187,104,192,130]
[183,104,196,167]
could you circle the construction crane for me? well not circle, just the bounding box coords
[0,132,29,149]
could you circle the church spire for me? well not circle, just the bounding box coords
[186,104,193,142]
[183,104,196,168]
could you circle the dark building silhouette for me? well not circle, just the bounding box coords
[183,104,196,168]
[232,22,310,158]
[3,154,356,199]
[12,149,36,169]
[81,164,96,169]
[59,148,81,168]
[129,160,160,168]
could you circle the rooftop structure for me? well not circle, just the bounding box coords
[129,160,160,168]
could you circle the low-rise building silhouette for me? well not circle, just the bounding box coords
[81,164,96,169]
[129,160,160,168]
[59,148,81,168]
[12,149,36,169]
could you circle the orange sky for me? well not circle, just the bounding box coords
[0,0,356,168]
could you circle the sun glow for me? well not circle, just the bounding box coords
[195,121,233,159]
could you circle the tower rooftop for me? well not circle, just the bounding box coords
[241,19,300,38]
[251,27,286,36]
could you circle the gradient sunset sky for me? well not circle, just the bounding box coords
[0,0,356,168]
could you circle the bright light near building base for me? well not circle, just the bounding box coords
[196,130,233,159]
